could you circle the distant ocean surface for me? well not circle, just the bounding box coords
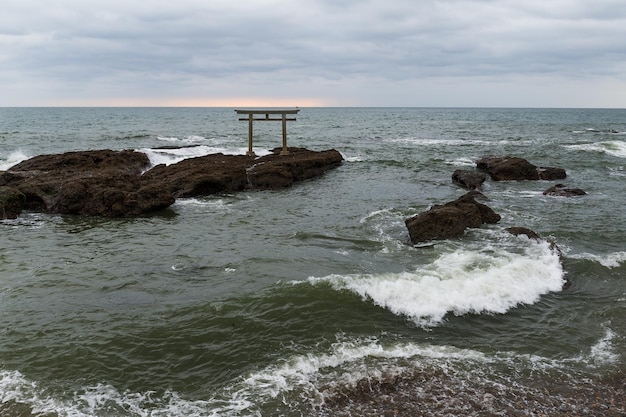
[1,107,625,416]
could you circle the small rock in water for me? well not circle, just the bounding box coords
[543,183,587,197]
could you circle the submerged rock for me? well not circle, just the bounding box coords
[505,226,563,258]
[405,191,501,244]
[505,226,542,240]
[543,183,587,197]
[451,169,487,190]
[2,147,343,218]
[476,155,566,181]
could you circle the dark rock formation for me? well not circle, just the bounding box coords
[0,186,26,219]
[505,226,542,240]
[476,156,566,181]
[536,166,567,181]
[543,183,587,197]
[1,147,343,218]
[2,150,168,217]
[405,191,501,244]
[451,169,487,190]
[141,153,252,198]
[9,149,151,174]
[246,147,344,189]
[141,147,344,198]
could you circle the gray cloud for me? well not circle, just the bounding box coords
[2,0,626,106]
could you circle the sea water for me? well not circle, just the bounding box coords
[1,107,625,416]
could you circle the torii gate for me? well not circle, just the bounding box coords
[235,108,300,156]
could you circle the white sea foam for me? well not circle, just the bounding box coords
[359,208,407,252]
[308,237,564,326]
[340,151,363,162]
[0,150,30,170]
[196,335,591,416]
[156,135,209,144]
[446,156,476,167]
[564,141,626,159]
[0,333,607,417]
[0,369,35,404]
[139,146,272,167]
[385,137,493,146]
[0,369,215,417]
[569,251,626,268]
[0,341,484,417]
[173,197,233,212]
[589,325,620,365]
[575,128,626,135]
[207,337,490,415]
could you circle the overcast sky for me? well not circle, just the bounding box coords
[2,0,626,107]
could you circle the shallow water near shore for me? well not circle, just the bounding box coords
[1,107,625,416]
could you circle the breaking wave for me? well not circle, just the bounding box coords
[306,233,564,327]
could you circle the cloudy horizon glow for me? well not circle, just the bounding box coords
[2,0,626,107]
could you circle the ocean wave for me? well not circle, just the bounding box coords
[307,236,564,326]
[226,336,624,416]
[564,140,626,159]
[2,332,619,417]
[569,251,626,268]
[385,137,493,146]
[202,337,491,416]
[573,128,626,135]
[338,151,363,162]
[0,369,217,417]
[0,342,494,417]
[156,135,210,144]
[445,156,476,167]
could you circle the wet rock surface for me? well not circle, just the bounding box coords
[319,367,626,417]
[0,186,26,219]
[543,183,587,197]
[404,191,501,244]
[1,147,343,217]
[451,169,487,190]
[476,155,566,181]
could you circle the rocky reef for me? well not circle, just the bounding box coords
[0,147,343,219]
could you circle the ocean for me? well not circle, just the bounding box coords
[1,107,625,416]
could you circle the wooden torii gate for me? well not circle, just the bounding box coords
[235,108,300,156]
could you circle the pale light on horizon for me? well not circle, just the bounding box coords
[42,97,334,108]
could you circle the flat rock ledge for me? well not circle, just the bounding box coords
[405,191,501,244]
[0,147,343,218]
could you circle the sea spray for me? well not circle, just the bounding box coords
[0,150,29,170]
